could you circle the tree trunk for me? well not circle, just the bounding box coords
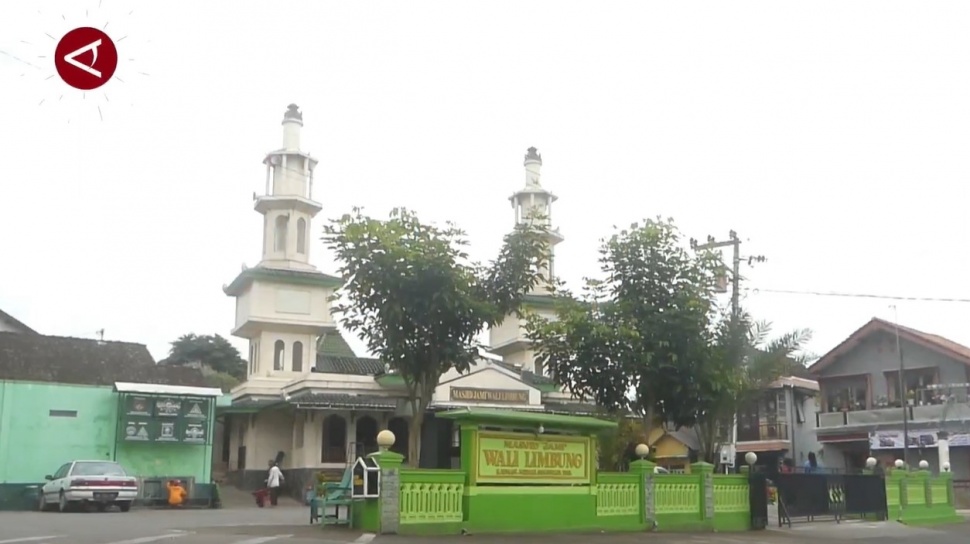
[642,404,656,454]
[407,400,426,467]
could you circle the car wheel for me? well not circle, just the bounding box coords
[58,491,71,513]
[118,502,131,512]
[38,493,50,512]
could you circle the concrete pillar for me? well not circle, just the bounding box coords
[369,433,404,535]
[938,431,951,471]
[692,461,716,529]
[630,458,657,528]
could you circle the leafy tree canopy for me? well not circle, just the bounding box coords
[324,207,550,463]
[527,217,723,433]
[162,333,247,380]
[691,311,813,463]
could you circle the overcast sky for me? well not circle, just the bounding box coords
[2,1,969,365]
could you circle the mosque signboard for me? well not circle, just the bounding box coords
[474,431,592,485]
[118,396,212,444]
[449,387,530,404]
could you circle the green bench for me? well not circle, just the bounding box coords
[309,468,353,526]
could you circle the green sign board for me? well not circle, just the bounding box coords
[475,431,591,485]
[118,395,211,444]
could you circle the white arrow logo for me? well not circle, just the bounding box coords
[63,39,102,78]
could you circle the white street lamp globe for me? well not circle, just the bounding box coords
[376,430,396,448]
[918,460,929,470]
[943,462,951,472]
[744,452,757,466]
[865,457,877,469]
[894,459,904,469]
[634,443,650,459]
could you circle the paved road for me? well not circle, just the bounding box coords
[1,506,969,544]
[0,506,365,544]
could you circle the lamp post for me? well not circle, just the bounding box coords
[890,304,910,469]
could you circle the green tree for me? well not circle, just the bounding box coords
[162,333,247,380]
[324,207,549,463]
[596,416,647,471]
[526,218,723,439]
[692,312,813,464]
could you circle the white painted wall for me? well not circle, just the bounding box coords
[489,316,526,349]
[229,408,401,472]
[234,281,335,334]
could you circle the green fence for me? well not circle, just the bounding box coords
[399,469,465,532]
[353,452,753,535]
[887,470,961,526]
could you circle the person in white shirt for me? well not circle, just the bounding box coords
[267,460,285,506]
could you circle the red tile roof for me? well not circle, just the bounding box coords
[808,317,970,374]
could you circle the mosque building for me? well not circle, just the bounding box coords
[219,104,594,490]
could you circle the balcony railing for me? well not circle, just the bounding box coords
[737,422,790,442]
[816,403,970,429]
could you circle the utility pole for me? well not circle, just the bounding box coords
[689,230,765,320]
[690,231,766,472]
[890,305,910,469]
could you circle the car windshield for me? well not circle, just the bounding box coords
[71,462,127,477]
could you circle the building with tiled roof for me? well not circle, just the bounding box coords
[808,317,970,478]
[0,327,208,388]
[219,106,596,493]
[0,309,36,335]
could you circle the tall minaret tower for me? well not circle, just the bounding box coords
[489,147,564,374]
[256,104,321,271]
[509,147,565,293]
[224,104,341,381]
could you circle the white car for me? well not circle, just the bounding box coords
[38,460,139,513]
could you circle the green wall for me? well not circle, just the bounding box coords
[0,381,117,481]
[0,380,212,484]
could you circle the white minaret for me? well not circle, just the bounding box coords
[224,104,341,381]
[256,103,322,272]
[488,147,565,374]
[509,147,565,293]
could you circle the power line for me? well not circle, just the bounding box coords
[749,287,970,304]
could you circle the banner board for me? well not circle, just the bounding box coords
[475,431,591,485]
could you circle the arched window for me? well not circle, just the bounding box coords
[292,341,304,372]
[273,340,285,371]
[355,416,380,457]
[321,414,347,463]
[274,215,289,252]
[296,218,307,254]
